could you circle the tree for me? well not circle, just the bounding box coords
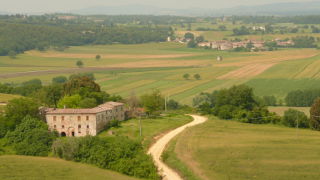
[6,116,57,156]
[187,40,197,48]
[246,42,254,49]
[262,96,277,106]
[140,90,165,116]
[195,36,205,43]
[183,73,190,80]
[52,76,67,84]
[37,84,63,108]
[8,50,17,59]
[194,74,201,80]
[95,54,101,60]
[282,109,309,128]
[184,32,194,40]
[3,97,40,131]
[76,60,84,68]
[310,98,320,130]
[63,76,101,96]
[57,94,82,108]
[218,25,227,31]
[167,99,180,110]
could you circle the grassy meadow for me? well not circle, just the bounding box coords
[268,106,311,117]
[99,114,193,149]
[165,116,320,180]
[0,155,138,180]
[1,41,320,105]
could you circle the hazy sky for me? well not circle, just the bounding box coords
[0,0,314,13]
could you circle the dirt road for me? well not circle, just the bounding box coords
[148,115,207,180]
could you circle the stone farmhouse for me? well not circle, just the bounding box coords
[44,102,125,137]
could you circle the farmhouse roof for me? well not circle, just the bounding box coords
[46,101,124,115]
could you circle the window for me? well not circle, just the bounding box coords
[53,116,56,121]
[61,116,64,121]
[78,116,81,121]
[62,125,64,129]
[78,125,81,128]
[54,125,56,129]
[86,116,89,121]
[87,125,89,128]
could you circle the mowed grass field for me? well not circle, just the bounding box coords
[1,42,320,104]
[0,155,138,180]
[165,116,320,180]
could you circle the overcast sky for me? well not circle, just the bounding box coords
[0,0,314,13]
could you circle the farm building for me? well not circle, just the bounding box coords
[44,102,125,137]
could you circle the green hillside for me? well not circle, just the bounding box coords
[0,155,138,180]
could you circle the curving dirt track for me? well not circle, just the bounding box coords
[148,115,207,180]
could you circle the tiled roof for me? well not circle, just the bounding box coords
[46,101,124,115]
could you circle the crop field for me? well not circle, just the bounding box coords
[0,155,137,180]
[1,41,320,104]
[165,116,320,180]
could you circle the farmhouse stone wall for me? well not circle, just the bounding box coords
[45,102,125,137]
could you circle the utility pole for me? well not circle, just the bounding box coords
[296,115,299,139]
[139,115,142,137]
[165,95,167,112]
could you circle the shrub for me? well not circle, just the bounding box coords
[6,116,57,156]
[52,136,159,179]
[282,109,309,128]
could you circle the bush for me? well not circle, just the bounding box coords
[282,109,309,128]
[52,136,159,179]
[6,116,57,156]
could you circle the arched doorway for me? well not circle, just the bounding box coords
[71,132,75,136]
[61,132,66,137]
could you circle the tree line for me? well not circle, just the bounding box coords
[193,84,320,131]
[0,21,172,56]
[285,89,320,107]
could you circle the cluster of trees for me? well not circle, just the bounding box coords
[0,20,172,56]
[5,116,57,156]
[128,90,184,117]
[183,73,201,80]
[184,32,205,48]
[292,36,317,48]
[193,85,279,124]
[285,89,320,107]
[52,136,159,179]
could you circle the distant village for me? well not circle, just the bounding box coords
[171,36,295,51]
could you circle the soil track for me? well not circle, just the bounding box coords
[148,115,207,180]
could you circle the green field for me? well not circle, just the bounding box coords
[164,116,320,180]
[1,41,320,105]
[99,114,193,149]
[0,155,138,180]
[0,93,21,103]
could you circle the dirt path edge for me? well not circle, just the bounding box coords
[148,115,208,180]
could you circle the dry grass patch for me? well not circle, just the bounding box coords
[107,60,211,68]
[26,51,195,59]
